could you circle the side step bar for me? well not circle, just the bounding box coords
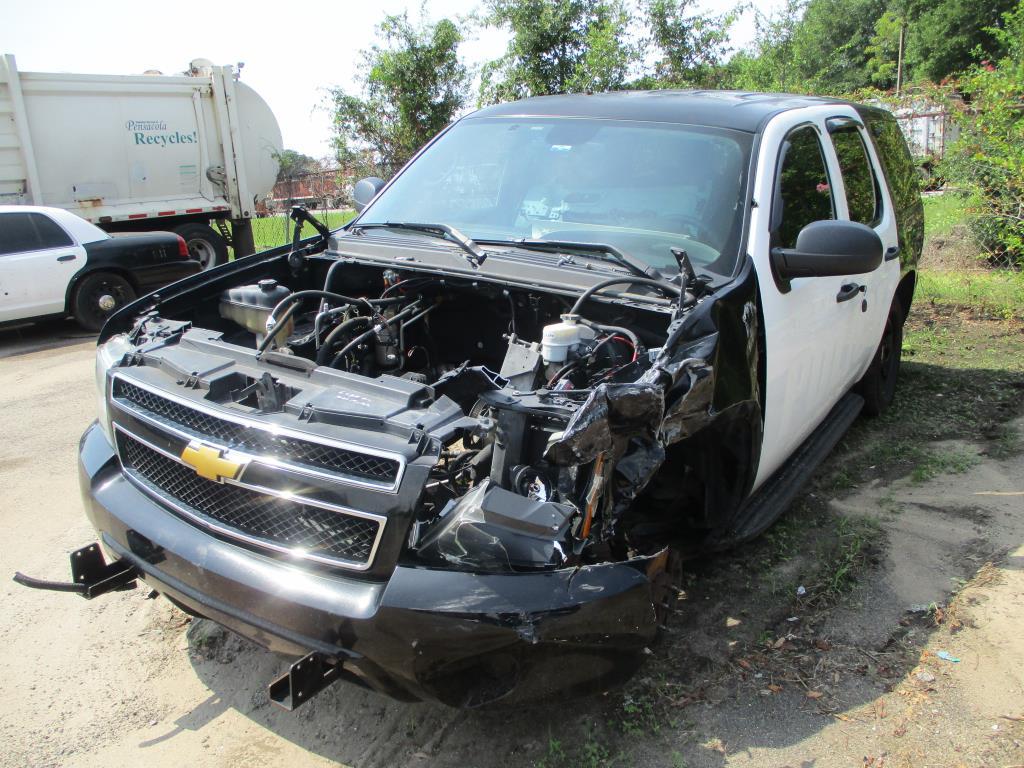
[726,392,865,544]
[13,543,137,599]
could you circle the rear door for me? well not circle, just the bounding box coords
[823,118,901,377]
[0,211,84,322]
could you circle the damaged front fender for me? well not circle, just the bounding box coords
[543,258,763,545]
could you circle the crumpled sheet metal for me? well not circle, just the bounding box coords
[656,333,720,445]
[544,382,664,466]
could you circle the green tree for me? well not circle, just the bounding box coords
[642,0,739,88]
[329,12,468,178]
[479,0,636,103]
[274,149,318,183]
[941,1,1024,266]
[723,0,807,92]
[789,0,886,93]
[904,0,1018,84]
[864,9,904,88]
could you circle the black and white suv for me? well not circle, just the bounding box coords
[20,91,922,708]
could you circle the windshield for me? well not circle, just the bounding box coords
[355,117,753,275]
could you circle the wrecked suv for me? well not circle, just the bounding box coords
[19,92,921,709]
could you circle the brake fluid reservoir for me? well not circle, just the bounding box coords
[541,314,593,364]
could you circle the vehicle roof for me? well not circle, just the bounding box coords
[468,90,852,132]
[0,204,109,244]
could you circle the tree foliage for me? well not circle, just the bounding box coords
[274,149,318,183]
[329,12,468,177]
[479,0,636,103]
[724,0,807,92]
[641,0,738,88]
[905,0,1018,84]
[728,0,1018,95]
[941,1,1024,266]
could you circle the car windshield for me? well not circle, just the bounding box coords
[355,117,753,276]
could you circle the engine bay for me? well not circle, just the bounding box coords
[120,250,689,575]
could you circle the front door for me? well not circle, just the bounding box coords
[751,113,881,488]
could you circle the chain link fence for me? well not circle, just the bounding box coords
[230,205,356,258]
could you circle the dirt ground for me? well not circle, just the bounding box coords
[1,301,1022,767]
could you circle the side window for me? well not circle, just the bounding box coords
[775,126,834,248]
[867,114,925,259]
[831,127,880,225]
[30,213,74,249]
[0,213,41,256]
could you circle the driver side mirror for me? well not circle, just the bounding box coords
[352,177,386,213]
[771,220,882,282]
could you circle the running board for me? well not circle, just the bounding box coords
[724,392,864,545]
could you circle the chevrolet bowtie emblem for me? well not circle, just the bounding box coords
[180,442,246,482]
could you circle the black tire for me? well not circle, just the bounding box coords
[856,297,904,417]
[71,271,136,332]
[174,222,228,270]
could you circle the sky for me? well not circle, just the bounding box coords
[2,0,786,159]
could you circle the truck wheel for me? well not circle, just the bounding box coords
[71,272,136,332]
[174,223,228,270]
[856,297,904,417]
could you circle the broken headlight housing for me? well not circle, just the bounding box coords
[414,481,575,572]
[94,334,133,444]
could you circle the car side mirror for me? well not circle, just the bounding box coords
[771,220,882,282]
[352,177,385,213]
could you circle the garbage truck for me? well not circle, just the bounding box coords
[0,55,283,268]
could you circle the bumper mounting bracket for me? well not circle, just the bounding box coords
[12,543,138,599]
[269,652,342,710]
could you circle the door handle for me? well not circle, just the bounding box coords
[884,245,900,261]
[836,283,865,303]
[57,254,77,262]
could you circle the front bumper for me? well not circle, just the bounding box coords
[78,422,663,707]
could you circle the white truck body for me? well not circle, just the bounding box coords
[0,55,281,236]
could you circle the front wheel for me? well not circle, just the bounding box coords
[71,272,136,332]
[856,297,904,417]
[174,222,228,270]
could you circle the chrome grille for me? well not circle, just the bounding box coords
[120,434,381,567]
[113,379,400,486]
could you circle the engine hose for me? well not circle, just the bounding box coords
[547,360,580,387]
[268,289,407,329]
[329,301,424,368]
[316,315,373,365]
[255,301,302,357]
[568,277,680,316]
[580,320,641,359]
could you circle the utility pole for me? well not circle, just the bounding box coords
[896,20,906,96]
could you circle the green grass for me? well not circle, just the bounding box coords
[923,193,971,238]
[817,516,882,599]
[909,448,979,483]
[916,269,1024,320]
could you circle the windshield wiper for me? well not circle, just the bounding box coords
[480,239,659,280]
[352,222,487,268]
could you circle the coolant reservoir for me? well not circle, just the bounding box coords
[219,279,292,339]
[541,314,594,364]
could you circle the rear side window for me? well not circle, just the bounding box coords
[0,212,73,255]
[831,127,880,225]
[866,114,924,260]
[774,126,834,248]
[32,213,74,249]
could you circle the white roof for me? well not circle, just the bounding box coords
[0,205,110,244]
